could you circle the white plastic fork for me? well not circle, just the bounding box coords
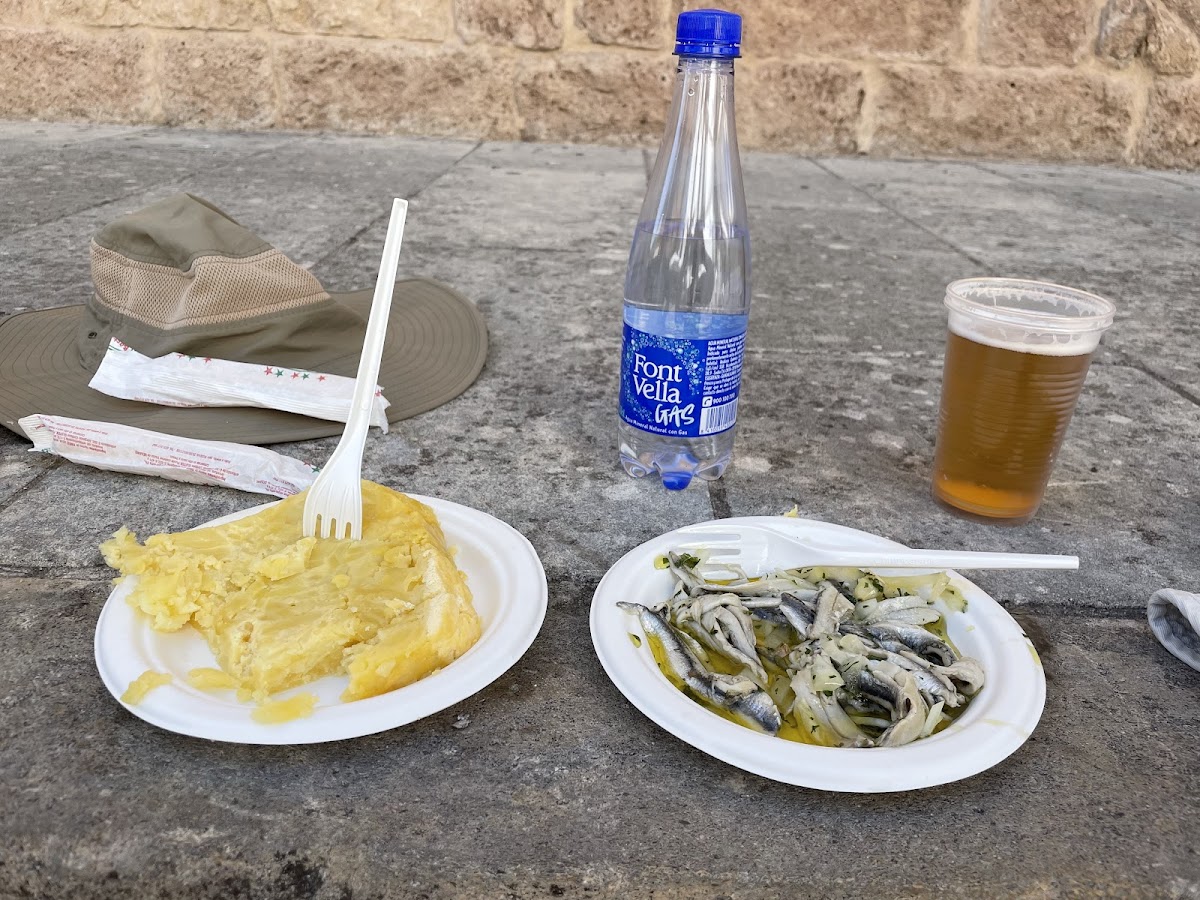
[672,519,1079,576]
[302,198,408,540]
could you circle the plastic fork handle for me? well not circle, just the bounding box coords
[809,550,1080,570]
[345,198,408,438]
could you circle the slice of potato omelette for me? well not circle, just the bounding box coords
[101,482,481,703]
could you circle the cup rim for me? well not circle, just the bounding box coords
[945,277,1116,334]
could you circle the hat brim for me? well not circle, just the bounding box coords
[0,277,488,446]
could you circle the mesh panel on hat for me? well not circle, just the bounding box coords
[91,241,330,330]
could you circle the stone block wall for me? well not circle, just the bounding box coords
[2,0,1200,167]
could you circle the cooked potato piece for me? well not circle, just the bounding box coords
[102,482,481,704]
[121,670,172,705]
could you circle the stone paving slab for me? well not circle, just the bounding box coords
[750,243,973,354]
[3,139,1193,589]
[1154,170,1200,190]
[0,428,57,512]
[816,156,1018,188]
[0,130,299,240]
[816,156,1200,279]
[168,134,477,269]
[407,141,645,255]
[2,574,1197,899]
[754,202,963,259]
[0,126,1198,899]
[0,120,148,158]
[977,161,1200,248]
[842,178,1194,273]
[742,153,884,211]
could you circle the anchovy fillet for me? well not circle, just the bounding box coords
[869,661,929,747]
[865,623,957,667]
[778,592,816,638]
[619,602,782,735]
[812,583,854,638]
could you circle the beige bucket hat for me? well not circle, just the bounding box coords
[0,194,488,445]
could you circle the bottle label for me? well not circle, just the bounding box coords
[619,323,745,439]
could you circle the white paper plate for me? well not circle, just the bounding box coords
[96,494,547,745]
[590,516,1047,793]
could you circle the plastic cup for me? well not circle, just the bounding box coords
[931,278,1116,525]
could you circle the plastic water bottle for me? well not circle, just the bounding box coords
[618,8,751,491]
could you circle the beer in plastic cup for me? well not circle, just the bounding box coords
[932,278,1116,525]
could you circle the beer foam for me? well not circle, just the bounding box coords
[948,312,1102,357]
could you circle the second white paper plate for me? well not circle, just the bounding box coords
[591,516,1046,793]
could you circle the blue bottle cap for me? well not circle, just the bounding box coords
[674,8,742,58]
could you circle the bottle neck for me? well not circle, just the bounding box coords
[670,56,736,121]
[675,56,735,78]
[637,49,746,239]
[667,55,736,144]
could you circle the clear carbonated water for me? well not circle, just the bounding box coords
[619,226,750,490]
[616,50,751,492]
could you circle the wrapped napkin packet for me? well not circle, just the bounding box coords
[21,415,316,498]
[1148,589,1200,672]
[89,339,390,431]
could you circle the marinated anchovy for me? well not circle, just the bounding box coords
[811,583,854,638]
[849,665,901,714]
[872,664,929,748]
[675,626,713,667]
[865,623,957,667]
[935,657,986,695]
[688,567,821,598]
[885,650,964,708]
[906,667,963,709]
[792,674,873,748]
[714,607,759,663]
[618,602,782,735]
[872,607,944,627]
[703,615,766,682]
[741,597,784,609]
[748,606,790,628]
[627,552,986,748]
[861,594,934,623]
[778,593,816,638]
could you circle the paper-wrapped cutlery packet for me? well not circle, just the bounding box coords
[88,339,390,431]
[20,414,317,498]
